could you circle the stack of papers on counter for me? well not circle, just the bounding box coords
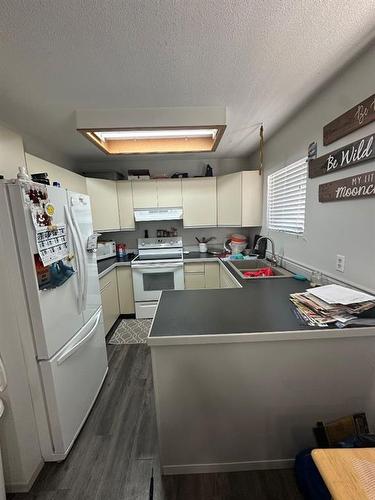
[290,285,375,328]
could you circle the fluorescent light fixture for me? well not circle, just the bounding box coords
[76,107,226,155]
[78,126,225,155]
[95,129,218,141]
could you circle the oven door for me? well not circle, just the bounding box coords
[131,261,184,301]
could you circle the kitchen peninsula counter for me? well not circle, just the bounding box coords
[149,277,375,345]
[148,271,375,476]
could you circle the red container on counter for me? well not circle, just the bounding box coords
[116,243,127,258]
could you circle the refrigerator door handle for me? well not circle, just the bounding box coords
[0,355,7,392]
[64,205,84,313]
[56,308,101,366]
[70,204,88,312]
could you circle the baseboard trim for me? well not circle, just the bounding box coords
[5,459,44,493]
[105,315,122,341]
[121,313,136,319]
[162,458,295,475]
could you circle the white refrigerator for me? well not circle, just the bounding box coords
[0,179,108,462]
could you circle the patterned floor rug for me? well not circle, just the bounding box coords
[109,318,152,344]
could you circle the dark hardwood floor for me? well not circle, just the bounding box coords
[8,344,302,500]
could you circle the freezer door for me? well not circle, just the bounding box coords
[7,182,84,359]
[67,191,101,324]
[39,307,108,457]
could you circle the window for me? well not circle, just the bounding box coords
[267,157,308,234]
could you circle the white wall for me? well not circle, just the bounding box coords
[104,220,260,251]
[250,43,375,292]
[0,121,27,179]
[0,122,87,194]
[26,153,87,194]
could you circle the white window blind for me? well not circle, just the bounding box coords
[267,157,308,234]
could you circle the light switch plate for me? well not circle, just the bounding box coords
[336,254,345,272]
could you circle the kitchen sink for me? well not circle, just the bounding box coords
[226,259,294,280]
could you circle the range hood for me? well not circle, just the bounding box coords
[134,207,183,222]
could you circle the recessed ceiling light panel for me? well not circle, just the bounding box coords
[76,107,226,155]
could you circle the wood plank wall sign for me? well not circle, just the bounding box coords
[309,133,374,178]
[323,94,375,145]
[319,170,375,202]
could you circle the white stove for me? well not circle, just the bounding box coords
[131,237,184,318]
[132,236,183,263]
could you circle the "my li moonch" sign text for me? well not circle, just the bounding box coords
[319,170,375,203]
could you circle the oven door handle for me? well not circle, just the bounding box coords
[131,262,184,269]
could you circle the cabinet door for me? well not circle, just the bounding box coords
[184,273,206,289]
[132,180,158,208]
[86,178,120,231]
[217,173,242,226]
[182,178,217,227]
[117,267,135,314]
[241,171,263,227]
[184,262,205,273]
[99,270,120,334]
[220,266,238,288]
[205,262,220,288]
[157,179,182,207]
[117,181,135,230]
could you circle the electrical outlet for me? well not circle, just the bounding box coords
[336,254,345,272]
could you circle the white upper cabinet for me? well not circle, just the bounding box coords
[156,179,182,207]
[217,171,262,227]
[182,177,217,227]
[132,179,182,208]
[86,172,261,231]
[217,172,242,226]
[117,181,135,230]
[86,178,120,231]
[132,180,158,208]
[241,171,262,227]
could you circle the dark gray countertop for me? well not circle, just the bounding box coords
[183,251,221,260]
[150,278,312,337]
[97,255,134,277]
[98,250,217,277]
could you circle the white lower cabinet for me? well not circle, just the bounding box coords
[184,263,205,289]
[184,272,206,289]
[116,267,135,315]
[205,262,220,288]
[184,261,221,289]
[99,269,120,334]
[220,265,239,288]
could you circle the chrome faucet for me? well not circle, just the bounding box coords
[254,236,278,266]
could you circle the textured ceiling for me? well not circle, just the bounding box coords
[0,0,374,165]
